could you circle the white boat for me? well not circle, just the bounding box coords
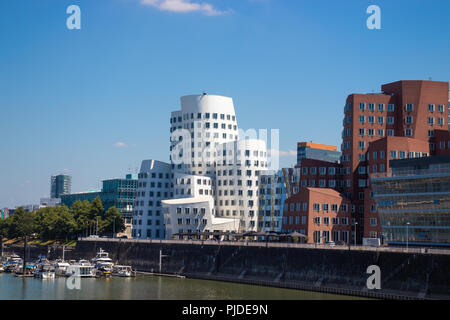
[112,265,136,277]
[54,262,71,276]
[0,265,4,273]
[65,264,96,277]
[35,264,55,279]
[91,248,113,265]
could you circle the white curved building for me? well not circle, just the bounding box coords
[135,94,269,239]
[215,139,268,231]
[170,94,239,176]
[133,160,173,239]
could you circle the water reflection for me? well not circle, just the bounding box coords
[0,273,363,300]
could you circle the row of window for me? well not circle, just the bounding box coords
[358,103,395,112]
[300,166,338,175]
[132,229,162,239]
[132,219,161,226]
[136,191,170,198]
[285,202,349,213]
[138,172,172,179]
[172,113,236,123]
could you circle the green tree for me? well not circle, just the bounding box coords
[6,207,38,239]
[100,206,125,236]
[70,200,92,236]
[54,206,77,241]
[90,196,104,220]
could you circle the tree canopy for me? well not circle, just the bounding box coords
[1,197,125,241]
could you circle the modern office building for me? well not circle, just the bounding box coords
[1,208,11,219]
[297,142,341,166]
[257,170,293,233]
[102,174,138,226]
[61,174,137,237]
[341,80,449,243]
[147,94,270,239]
[60,190,102,208]
[133,160,172,239]
[50,174,72,199]
[39,197,61,208]
[371,155,450,246]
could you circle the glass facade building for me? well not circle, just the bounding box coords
[61,174,137,226]
[297,142,341,166]
[50,174,72,199]
[371,155,450,246]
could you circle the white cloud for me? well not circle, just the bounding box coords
[140,0,229,16]
[114,142,127,148]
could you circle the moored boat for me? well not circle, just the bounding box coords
[112,265,136,277]
[54,261,71,276]
[34,264,56,279]
[65,264,96,277]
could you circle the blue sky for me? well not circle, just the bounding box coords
[0,0,449,208]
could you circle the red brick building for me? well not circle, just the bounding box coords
[282,188,352,244]
[282,80,450,244]
[341,80,449,242]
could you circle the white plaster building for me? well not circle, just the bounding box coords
[133,160,172,239]
[134,94,269,239]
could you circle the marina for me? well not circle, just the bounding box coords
[1,248,136,280]
[0,272,361,300]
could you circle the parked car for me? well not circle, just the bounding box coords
[326,241,336,246]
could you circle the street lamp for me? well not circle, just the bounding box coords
[406,222,410,251]
[354,222,358,246]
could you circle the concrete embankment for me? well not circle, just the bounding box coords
[5,239,450,300]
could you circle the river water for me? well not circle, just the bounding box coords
[0,273,363,300]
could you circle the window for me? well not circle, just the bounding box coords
[358,141,365,149]
[428,104,435,112]
[390,150,397,159]
[378,116,384,124]
[428,117,435,125]
[359,128,365,136]
[359,102,366,111]
[387,129,394,136]
[370,218,377,226]
[368,103,375,111]
[405,116,413,124]
[368,116,375,124]
[387,104,395,112]
[438,104,445,113]
[313,203,320,212]
[377,129,384,137]
[405,104,414,112]
[359,115,365,123]
[378,104,385,111]
[438,118,444,126]
[387,116,394,124]
[428,130,435,137]
[405,128,413,136]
